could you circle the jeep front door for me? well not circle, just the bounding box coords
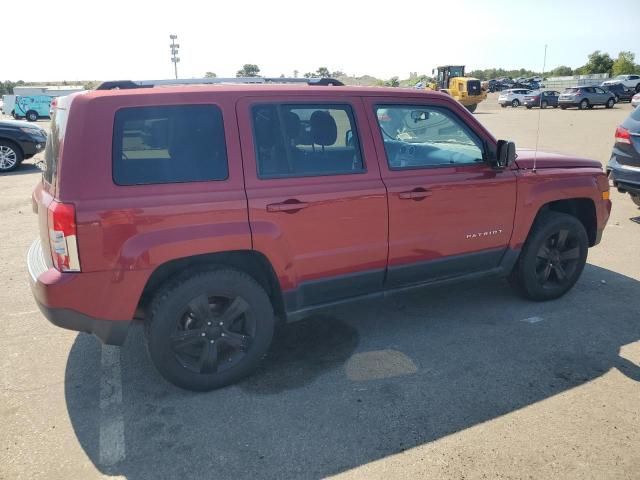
[365,98,517,287]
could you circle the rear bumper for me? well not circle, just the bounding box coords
[33,299,130,345]
[27,239,132,345]
[608,155,640,195]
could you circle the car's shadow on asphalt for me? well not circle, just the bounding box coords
[64,264,640,480]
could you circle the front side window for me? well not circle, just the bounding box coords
[113,105,228,185]
[375,105,484,169]
[252,104,363,178]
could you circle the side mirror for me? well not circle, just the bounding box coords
[495,140,516,168]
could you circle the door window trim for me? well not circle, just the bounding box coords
[373,103,488,171]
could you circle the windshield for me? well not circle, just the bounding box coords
[447,66,464,78]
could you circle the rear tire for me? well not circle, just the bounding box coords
[465,103,477,113]
[605,98,615,109]
[511,99,520,107]
[144,267,275,391]
[579,99,589,110]
[526,105,532,110]
[0,140,23,172]
[510,212,588,301]
[501,104,508,108]
[560,105,567,110]
[26,110,38,122]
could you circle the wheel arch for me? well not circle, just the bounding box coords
[138,250,286,322]
[532,198,597,246]
[0,137,24,156]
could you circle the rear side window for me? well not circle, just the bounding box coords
[251,104,364,178]
[112,105,228,185]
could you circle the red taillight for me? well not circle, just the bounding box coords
[615,126,632,145]
[47,200,80,272]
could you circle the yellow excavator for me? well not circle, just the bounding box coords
[422,65,486,113]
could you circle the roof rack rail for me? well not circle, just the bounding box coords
[95,77,344,90]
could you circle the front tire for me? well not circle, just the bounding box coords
[605,98,615,109]
[26,110,38,122]
[0,140,23,172]
[511,99,520,107]
[510,212,588,301]
[145,268,275,391]
[579,99,589,110]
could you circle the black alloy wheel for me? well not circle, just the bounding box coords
[534,229,581,290]
[171,294,254,374]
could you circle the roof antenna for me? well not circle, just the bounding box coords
[533,44,548,173]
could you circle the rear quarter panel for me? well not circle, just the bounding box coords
[55,91,250,319]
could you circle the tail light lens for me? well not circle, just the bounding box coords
[47,200,81,272]
[615,126,632,145]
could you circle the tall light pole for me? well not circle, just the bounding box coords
[169,34,180,79]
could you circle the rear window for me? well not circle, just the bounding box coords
[564,88,580,93]
[43,105,67,184]
[112,105,228,185]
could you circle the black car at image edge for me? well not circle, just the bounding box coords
[608,106,640,206]
[0,120,47,172]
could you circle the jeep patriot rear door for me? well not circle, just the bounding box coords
[364,97,517,287]
[237,96,388,312]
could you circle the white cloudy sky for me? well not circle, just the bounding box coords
[3,0,638,82]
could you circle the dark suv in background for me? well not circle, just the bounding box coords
[0,120,47,172]
[609,106,640,206]
[600,83,635,103]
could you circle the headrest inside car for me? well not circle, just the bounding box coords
[310,110,337,146]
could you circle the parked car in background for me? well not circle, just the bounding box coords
[13,95,54,121]
[632,93,640,108]
[27,78,611,391]
[608,106,640,207]
[524,90,561,109]
[600,83,635,103]
[559,86,616,110]
[498,88,532,107]
[602,74,640,92]
[523,81,544,90]
[0,119,47,172]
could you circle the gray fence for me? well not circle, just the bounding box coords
[544,73,610,90]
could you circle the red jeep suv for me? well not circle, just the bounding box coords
[28,78,611,391]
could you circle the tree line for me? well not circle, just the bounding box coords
[468,51,639,81]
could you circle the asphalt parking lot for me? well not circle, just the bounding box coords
[1,95,639,480]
